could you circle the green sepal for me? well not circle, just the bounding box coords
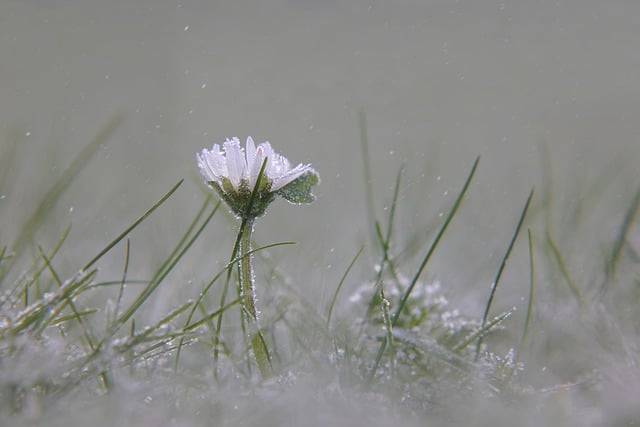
[276,170,319,204]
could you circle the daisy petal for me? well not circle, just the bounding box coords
[224,138,245,189]
[271,163,313,191]
[249,145,267,188]
[245,136,256,179]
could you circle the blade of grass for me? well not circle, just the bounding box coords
[0,224,71,309]
[368,156,480,382]
[174,240,296,371]
[518,229,536,359]
[82,179,183,271]
[38,245,98,350]
[363,167,403,345]
[602,186,640,295]
[474,189,534,361]
[546,230,584,306]
[51,309,98,326]
[114,239,131,319]
[453,310,514,352]
[326,245,364,327]
[116,199,218,327]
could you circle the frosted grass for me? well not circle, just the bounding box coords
[1,123,640,427]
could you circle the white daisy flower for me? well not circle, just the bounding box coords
[197,137,319,218]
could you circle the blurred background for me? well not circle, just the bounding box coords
[1,0,639,324]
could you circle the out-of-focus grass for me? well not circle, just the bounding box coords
[1,118,639,427]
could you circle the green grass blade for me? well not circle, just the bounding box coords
[174,240,295,371]
[546,230,584,306]
[116,200,218,327]
[0,224,71,309]
[51,309,98,326]
[602,186,640,295]
[453,310,514,352]
[82,179,183,271]
[37,245,98,350]
[368,156,480,382]
[518,228,536,359]
[474,189,534,361]
[114,238,131,319]
[326,245,364,327]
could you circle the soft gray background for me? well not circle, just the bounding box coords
[1,0,639,318]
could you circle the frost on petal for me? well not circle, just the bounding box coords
[275,166,319,204]
[245,136,256,180]
[271,163,311,191]
[197,145,226,185]
[196,152,216,182]
[248,145,267,189]
[205,145,227,180]
[223,138,245,189]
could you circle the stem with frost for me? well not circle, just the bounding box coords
[238,218,271,378]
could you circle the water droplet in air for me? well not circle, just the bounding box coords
[184,25,190,31]
[25,131,31,137]
[201,83,207,89]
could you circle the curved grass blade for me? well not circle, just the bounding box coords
[114,238,131,319]
[82,179,183,271]
[546,230,583,306]
[368,156,480,382]
[474,189,534,361]
[326,245,364,327]
[174,240,295,371]
[518,229,536,359]
[116,199,218,327]
[0,224,71,310]
[602,186,640,295]
[454,310,513,352]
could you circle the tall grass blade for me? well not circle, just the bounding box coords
[116,199,218,327]
[601,186,640,295]
[474,189,534,361]
[518,229,536,358]
[546,230,583,306]
[326,246,364,327]
[82,179,183,271]
[174,241,296,371]
[368,156,480,382]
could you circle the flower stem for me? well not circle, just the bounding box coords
[238,218,272,378]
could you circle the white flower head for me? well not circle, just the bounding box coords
[197,137,319,218]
